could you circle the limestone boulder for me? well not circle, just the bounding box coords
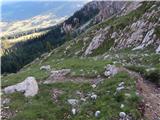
[4,77,38,97]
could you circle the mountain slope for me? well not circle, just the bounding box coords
[1,1,128,74]
[1,1,160,120]
[56,1,160,57]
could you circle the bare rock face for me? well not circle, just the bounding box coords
[121,2,141,16]
[84,26,111,56]
[93,1,126,22]
[132,28,155,50]
[4,77,38,97]
[156,45,160,54]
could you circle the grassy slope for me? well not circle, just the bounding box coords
[2,45,159,120]
[1,1,160,120]
[2,57,112,87]
[3,72,140,120]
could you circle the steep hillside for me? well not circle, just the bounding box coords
[1,1,160,120]
[1,1,128,74]
[57,1,160,57]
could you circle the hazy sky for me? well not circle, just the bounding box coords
[1,0,92,4]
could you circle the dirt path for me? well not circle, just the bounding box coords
[137,79,160,120]
[126,69,160,120]
[43,75,104,84]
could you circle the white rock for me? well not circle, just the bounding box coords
[111,32,118,39]
[116,86,125,92]
[119,112,126,118]
[104,55,109,60]
[125,93,131,97]
[4,77,38,97]
[120,104,124,108]
[2,98,10,105]
[142,28,154,44]
[91,94,97,100]
[118,82,125,87]
[95,110,101,117]
[80,98,86,102]
[91,84,96,88]
[132,44,144,51]
[68,99,78,106]
[72,108,76,115]
[156,45,160,54]
[80,69,84,72]
[40,65,51,71]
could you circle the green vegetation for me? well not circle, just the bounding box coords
[91,39,115,56]
[155,27,160,38]
[1,1,160,120]
[2,57,112,87]
[3,72,141,120]
[126,65,160,86]
[1,4,99,74]
[94,1,154,31]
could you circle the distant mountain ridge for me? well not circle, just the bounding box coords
[1,1,87,39]
[1,1,85,22]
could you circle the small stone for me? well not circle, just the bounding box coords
[97,75,101,78]
[91,84,96,88]
[80,98,86,102]
[91,94,97,100]
[80,69,84,72]
[120,104,124,108]
[119,112,126,118]
[72,108,76,115]
[4,106,9,109]
[107,91,110,93]
[125,93,131,97]
[135,92,139,96]
[118,82,125,87]
[116,86,125,92]
[156,45,160,54]
[2,98,10,105]
[40,65,51,71]
[95,110,101,117]
[68,99,78,106]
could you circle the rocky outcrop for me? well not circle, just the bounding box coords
[121,2,142,16]
[84,26,111,56]
[4,77,38,97]
[132,28,155,50]
[68,99,79,106]
[93,1,126,22]
[104,64,119,77]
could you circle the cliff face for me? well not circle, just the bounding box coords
[87,1,126,22]
[62,1,128,33]
[71,1,160,56]
[63,1,160,56]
